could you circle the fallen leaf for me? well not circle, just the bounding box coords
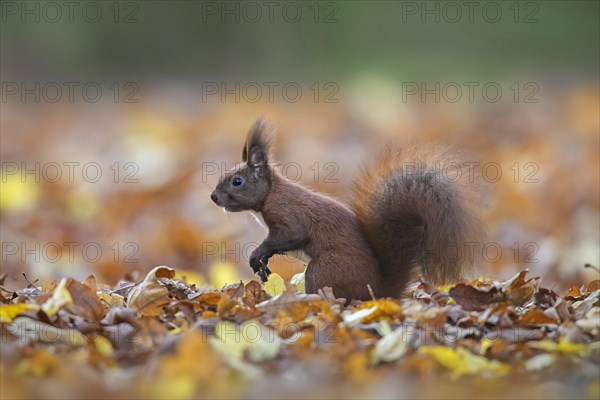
[0,303,39,323]
[101,306,137,325]
[41,278,73,317]
[209,320,280,376]
[587,280,600,292]
[341,306,377,328]
[449,284,505,311]
[10,316,86,345]
[264,273,285,297]
[255,290,322,321]
[81,274,97,292]
[243,280,266,307]
[502,270,539,306]
[565,285,583,300]
[149,329,227,398]
[525,353,557,371]
[535,288,559,308]
[575,307,600,334]
[519,308,559,327]
[419,346,510,379]
[65,278,105,321]
[356,299,402,323]
[529,337,591,356]
[290,271,306,293]
[127,266,175,317]
[224,320,280,362]
[573,289,600,319]
[94,335,114,356]
[97,292,125,310]
[371,323,416,364]
[14,348,57,377]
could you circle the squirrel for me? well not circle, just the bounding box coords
[210,118,486,301]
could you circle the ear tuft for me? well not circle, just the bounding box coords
[243,117,274,168]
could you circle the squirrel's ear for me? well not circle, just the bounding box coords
[249,145,267,170]
[242,145,248,162]
[245,118,273,175]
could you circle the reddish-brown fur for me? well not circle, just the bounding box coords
[211,119,485,301]
[260,174,383,300]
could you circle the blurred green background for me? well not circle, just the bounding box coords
[1,0,599,291]
[2,1,599,80]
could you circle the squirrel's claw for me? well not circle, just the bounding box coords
[258,268,269,283]
[259,260,272,282]
[249,257,262,274]
[257,264,271,283]
[251,255,272,283]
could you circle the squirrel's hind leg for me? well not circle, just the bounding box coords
[304,256,377,302]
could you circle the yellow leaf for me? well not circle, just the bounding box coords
[437,284,455,292]
[264,273,285,297]
[94,335,114,357]
[15,348,57,377]
[153,375,198,400]
[149,330,221,399]
[419,346,510,379]
[179,270,205,287]
[356,299,402,323]
[480,338,494,355]
[41,278,73,317]
[0,303,39,323]
[209,261,240,289]
[290,271,306,293]
[0,171,40,212]
[530,337,591,356]
[210,320,280,376]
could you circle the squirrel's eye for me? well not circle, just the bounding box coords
[232,176,244,186]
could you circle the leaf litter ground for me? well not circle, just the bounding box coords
[1,267,599,399]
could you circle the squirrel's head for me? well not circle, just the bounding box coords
[211,118,273,212]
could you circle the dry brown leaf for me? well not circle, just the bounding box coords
[243,280,266,307]
[449,284,506,311]
[535,288,559,308]
[65,278,105,321]
[194,292,222,311]
[565,285,583,300]
[587,280,600,292]
[127,266,175,317]
[502,270,539,306]
[519,309,559,327]
[81,274,98,292]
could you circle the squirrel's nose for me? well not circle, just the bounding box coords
[210,192,218,203]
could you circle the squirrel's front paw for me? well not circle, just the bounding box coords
[249,256,262,274]
[257,266,270,283]
[250,253,272,283]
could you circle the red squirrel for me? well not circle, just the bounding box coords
[210,118,485,301]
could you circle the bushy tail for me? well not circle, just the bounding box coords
[352,145,486,297]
